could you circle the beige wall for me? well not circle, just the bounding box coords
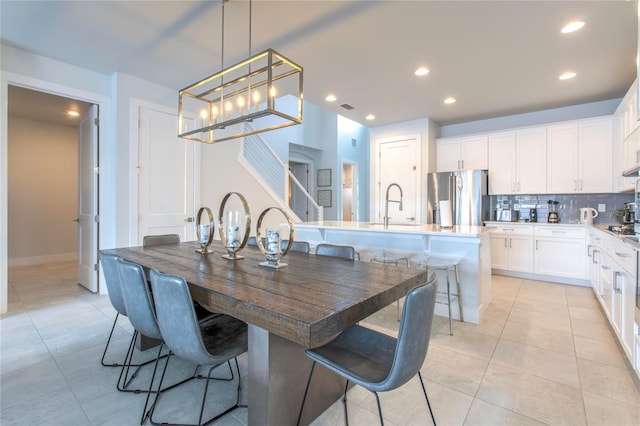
[8,116,78,264]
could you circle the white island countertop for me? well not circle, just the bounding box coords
[297,220,494,238]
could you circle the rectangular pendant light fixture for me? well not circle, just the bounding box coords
[178,48,303,144]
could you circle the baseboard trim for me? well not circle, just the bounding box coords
[8,253,77,267]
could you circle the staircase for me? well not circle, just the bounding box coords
[239,126,322,223]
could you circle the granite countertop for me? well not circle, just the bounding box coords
[297,221,493,237]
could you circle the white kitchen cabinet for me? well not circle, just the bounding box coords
[611,240,637,358]
[547,117,614,193]
[490,224,534,272]
[436,136,488,172]
[534,226,586,279]
[588,228,638,365]
[488,128,546,195]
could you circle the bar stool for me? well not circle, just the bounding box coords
[370,250,411,321]
[370,250,410,268]
[411,252,463,335]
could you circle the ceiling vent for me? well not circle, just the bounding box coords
[340,103,355,110]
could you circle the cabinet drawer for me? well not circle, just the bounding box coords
[613,240,636,274]
[491,225,534,236]
[536,226,586,239]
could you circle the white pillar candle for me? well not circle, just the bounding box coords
[439,200,453,228]
[266,229,280,254]
[198,224,210,244]
[226,210,240,247]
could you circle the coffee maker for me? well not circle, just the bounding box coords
[547,200,559,223]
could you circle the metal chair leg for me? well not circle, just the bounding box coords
[418,372,437,426]
[101,313,121,367]
[342,379,350,426]
[446,270,453,336]
[372,391,384,426]
[296,362,316,426]
[454,264,464,323]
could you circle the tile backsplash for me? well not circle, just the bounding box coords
[489,193,634,224]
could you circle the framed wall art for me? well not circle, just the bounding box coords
[317,168,332,187]
[317,189,332,207]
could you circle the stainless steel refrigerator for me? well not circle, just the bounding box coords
[426,170,489,226]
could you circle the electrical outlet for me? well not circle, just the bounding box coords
[598,203,606,212]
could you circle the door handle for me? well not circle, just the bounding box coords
[72,218,80,222]
[185,217,194,222]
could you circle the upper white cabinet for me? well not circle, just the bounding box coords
[615,79,640,191]
[436,136,488,172]
[547,117,613,194]
[488,128,546,195]
[619,79,638,140]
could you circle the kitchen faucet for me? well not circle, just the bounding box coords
[384,183,403,228]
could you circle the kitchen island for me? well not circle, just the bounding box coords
[295,221,494,323]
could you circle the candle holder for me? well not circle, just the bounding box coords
[256,207,295,269]
[218,192,251,260]
[195,207,215,254]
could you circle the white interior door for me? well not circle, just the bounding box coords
[377,136,418,224]
[77,105,99,292]
[138,107,196,243]
[342,162,357,222]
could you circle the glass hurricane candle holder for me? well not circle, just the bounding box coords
[256,207,294,269]
[218,192,251,260]
[195,207,214,254]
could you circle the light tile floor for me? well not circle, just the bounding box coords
[2,262,639,425]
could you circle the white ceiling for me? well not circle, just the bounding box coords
[1,0,637,127]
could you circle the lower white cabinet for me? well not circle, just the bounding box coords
[489,224,534,272]
[588,228,638,364]
[534,226,586,279]
[491,234,534,272]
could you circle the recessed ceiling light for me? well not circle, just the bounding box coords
[67,110,80,117]
[559,71,576,80]
[365,114,375,121]
[444,97,456,104]
[325,94,337,102]
[561,21,585,34]
[414,67,430,76]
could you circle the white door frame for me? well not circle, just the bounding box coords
[129,99,200,246]
[1,71,113,311]
[373,133,421,223]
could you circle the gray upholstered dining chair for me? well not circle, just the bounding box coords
[297,274,438,426]
[149,269,249,426]
[315,243,356,261]
[99,252,154,390]
[281,240,310,254]
[142,233,180,246]
[115,258,196,423]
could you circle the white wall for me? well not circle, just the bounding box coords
[199,140,291,233]
[8,117,78,265]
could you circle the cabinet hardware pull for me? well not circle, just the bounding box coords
[535,240,538,250]
[461,159,464,169]
[615,252,630,258]
[509,238,512,248]
[587,245,593,257]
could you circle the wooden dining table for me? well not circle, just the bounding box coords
[102,241,430,425]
